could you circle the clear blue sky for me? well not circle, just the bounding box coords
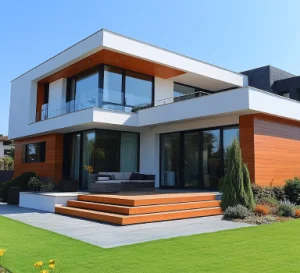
[1,0,300,135]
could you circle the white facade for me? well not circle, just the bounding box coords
[9,29,300,188]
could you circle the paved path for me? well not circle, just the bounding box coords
[0,203,252,248]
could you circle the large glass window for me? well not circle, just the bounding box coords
[70,133,81,181]
[102,66,123,110]
[202,130,221,189]
[120,132,139,172]
[183,132,200,188]
[160,126,238,190]
[223,127,239,172]
[82,131,96,190]
[75,70,99,111]
[125,71,152,107]
[24,142,46,163]
[174,83,196,101]
[160,133,180,187]
[94,131,120,173]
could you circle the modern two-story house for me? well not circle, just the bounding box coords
[8,29,300,193]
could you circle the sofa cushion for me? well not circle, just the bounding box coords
[122,173,132,180]
[130,172,139,180]
[95,181,121,184]
[98,174,115,180]
[98,177,110,181]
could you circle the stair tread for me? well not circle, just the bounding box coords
[69,199,220,208]
[78,193,220,206]
[56,205,221,218]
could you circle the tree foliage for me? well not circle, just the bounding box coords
[221,140,255,210]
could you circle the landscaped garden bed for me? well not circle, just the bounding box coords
[221,140,300,225]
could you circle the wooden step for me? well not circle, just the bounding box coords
[55,206,222,225]
[78,193,220,206]
[68,200,221,215]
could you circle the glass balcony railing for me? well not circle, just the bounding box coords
[32,89,211,123]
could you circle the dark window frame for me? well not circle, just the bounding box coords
[66,64,155,110]
[159,124,238,189]
[24,141,46,164]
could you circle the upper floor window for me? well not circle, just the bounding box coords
[66,65,154,113]
[125,71,152,107]
[23,142,46,163]
[174,83,197,98]
[281,91,289,98]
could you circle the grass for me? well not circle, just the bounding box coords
[1,216,300,273]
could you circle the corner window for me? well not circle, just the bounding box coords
[281,91,289,98]
[24,142,46,163]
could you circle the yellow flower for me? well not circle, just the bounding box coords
[34,261,43,268]
[0,249,6,257]
[40,270,48,273]
[49,264,55,269]
[48,259,55,265]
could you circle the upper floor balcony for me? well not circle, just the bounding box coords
[32,87,212,123]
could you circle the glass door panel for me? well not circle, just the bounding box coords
[183,132,200,188]
[70,133,81,182]
[82,131,96,191]
[160,133,180,187]
[202,130,221,190]
[120,132,138,172]
[102,66,123,110]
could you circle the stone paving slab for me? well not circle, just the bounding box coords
[0,203,253,248]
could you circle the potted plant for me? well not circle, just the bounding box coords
[84,165,97,190]
[28,175,42,192]
[7,186,22,205]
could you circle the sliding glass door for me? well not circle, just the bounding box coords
[160,126,238,190]
[160,133,180,187]
[183,132,200,188]
[202,130,221,190]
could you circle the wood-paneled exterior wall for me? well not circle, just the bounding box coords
[14,134,64,182]
[240,114,300,186]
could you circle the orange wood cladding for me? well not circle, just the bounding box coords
[39,49,185,84]
[36,83,45,116]
[240,114,300,186]
[14,134,63,182]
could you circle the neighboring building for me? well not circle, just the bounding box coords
[242,65,300,100]
[0,136,14,158]
[8,29,300,190]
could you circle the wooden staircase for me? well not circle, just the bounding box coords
[55,192,222,225]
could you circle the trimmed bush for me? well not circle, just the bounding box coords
[1,172,36,202]
[284,177,300,205]
[255,205,270,215]
[221,140,255,210]
[223,205,250,220]
[277,200,295,217]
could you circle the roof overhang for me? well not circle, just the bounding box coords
[13,29,247,91]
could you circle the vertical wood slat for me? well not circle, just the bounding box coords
[240,113,300,186]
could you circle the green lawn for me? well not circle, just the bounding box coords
[1,216,300,273]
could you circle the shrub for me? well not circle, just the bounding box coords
[242,163,255,210]
[277,200,295,217]
[223,205,250,220]
[284,177,300,205]
[255,205,270,215]
[221,140,250,210]
[252,184,285,203]
[295,209,300,218]
[1,172,36,202]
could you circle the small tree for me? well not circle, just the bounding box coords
[221,140,255,210]
[242,163,255,210]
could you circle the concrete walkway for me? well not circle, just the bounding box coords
[0,203,252,248]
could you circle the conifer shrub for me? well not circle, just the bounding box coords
[221,140,255,211]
